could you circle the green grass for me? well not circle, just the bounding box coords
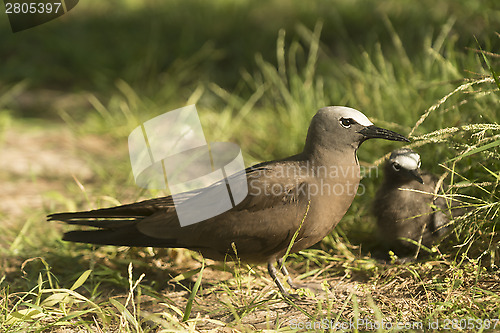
[1,0,499,331]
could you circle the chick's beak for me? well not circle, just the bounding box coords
[408,168,424,184]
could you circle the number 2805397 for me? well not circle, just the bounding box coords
[5,2,62,14]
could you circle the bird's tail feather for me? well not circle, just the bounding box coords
[63,229,176,247]
[47,201,163,228]
[48,214,140,228]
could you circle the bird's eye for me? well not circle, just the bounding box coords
[417,161,421,168]
[392,163,401,171]
[340,118,355,128]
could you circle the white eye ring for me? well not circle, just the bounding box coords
[392,163,401,171]
[340,118,355,128]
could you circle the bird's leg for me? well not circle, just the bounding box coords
[267,261,292,297]
[278,258,326,294]
[277,258,307,290]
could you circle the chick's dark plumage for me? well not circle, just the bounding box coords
[373,148,452,256]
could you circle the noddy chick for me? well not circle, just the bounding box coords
[373,148,451,257]
[49,106,409,296]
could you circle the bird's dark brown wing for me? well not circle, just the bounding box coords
[47,163,293,227]
[49,162,312,260]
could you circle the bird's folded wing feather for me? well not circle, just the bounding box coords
[49,162,313,251]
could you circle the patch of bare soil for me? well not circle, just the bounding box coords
[0,124,110,221]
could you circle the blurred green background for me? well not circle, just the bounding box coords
[1,0,499,113]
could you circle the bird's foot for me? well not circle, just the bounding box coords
[287,280,323,291]
[280,287,329,304]
[269,259,331,300]
[290,281,332,301]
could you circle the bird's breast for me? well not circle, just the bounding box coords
[290,162,361,247]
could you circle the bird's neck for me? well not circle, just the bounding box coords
[299,145,361,183]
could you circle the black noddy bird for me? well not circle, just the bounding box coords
[373,148,453,257]
[48,106,409,296]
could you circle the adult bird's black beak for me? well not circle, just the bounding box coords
[358,125,410,143]
[408,168,424,184]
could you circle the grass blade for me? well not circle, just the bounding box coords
[70,270,92,291]
[475,36,500,90]
[183,260,204,322]
[447,139,500,163]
